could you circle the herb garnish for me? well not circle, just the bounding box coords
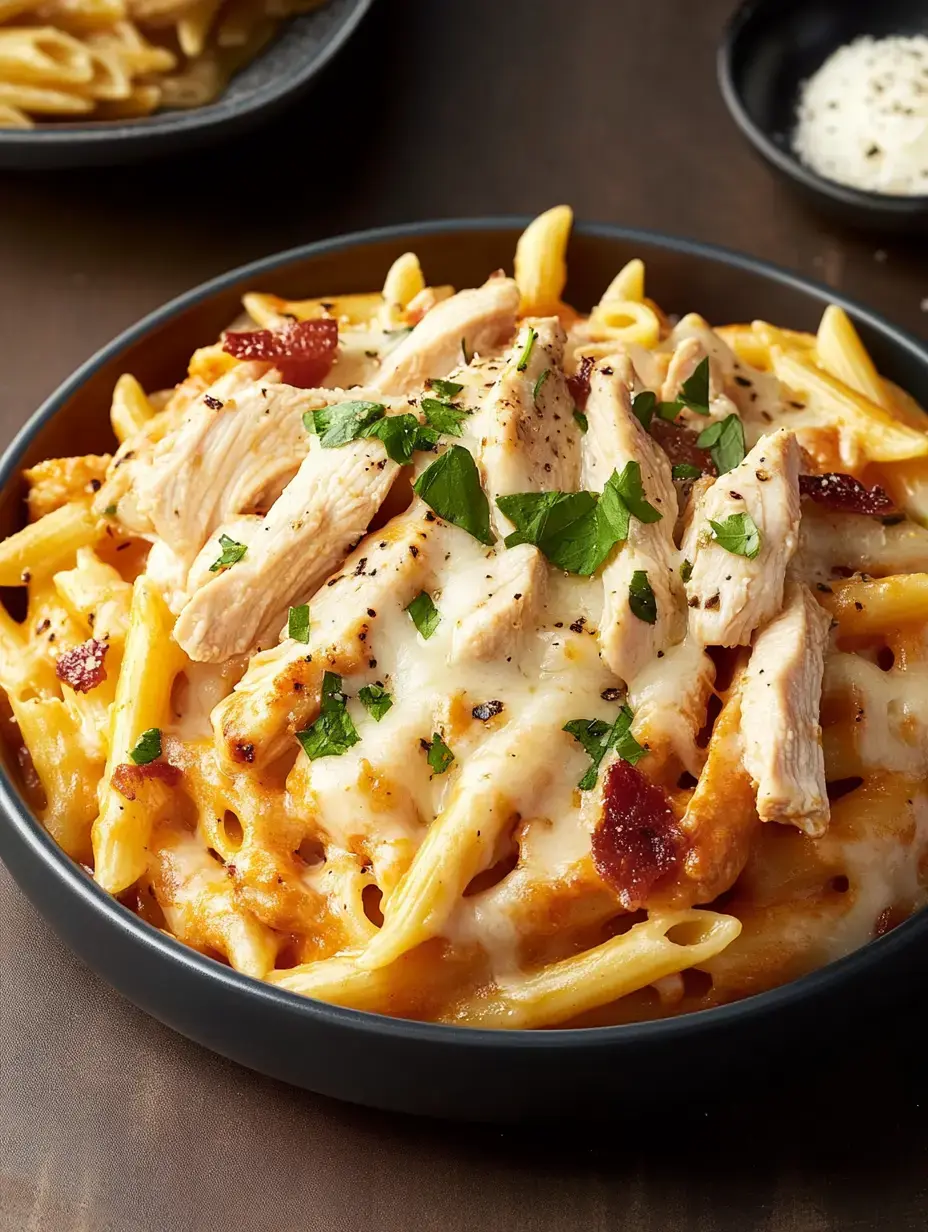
[516,327,538,372]
[428,378,463,398]
[358,684,393,721]
[564,705,646,790]
[304,400,385,448]
[406,591,441,639]
[209,533,247,572]
[657,356,712,419]
[425,732,454,775]
[421,397,469,438]
[680,558,693,583]
[708,512,761,559]
[628,570,657,623]
[696,414,745,475]
[365,413,421,464]
[533,368,550,402]
[672,463,703,481]
[129,727,162,766]
[412,445,495,545]
[102,503,118,517]
[296,671,360,760]
[573,409,589,433]
[613,461,662,523]
[461,337,473,365]
[632,390,657,429]
[288,604,310,644]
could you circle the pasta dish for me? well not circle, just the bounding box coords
[2,206,927,1029]
[0,0,326,127]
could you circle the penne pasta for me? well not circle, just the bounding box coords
[0,500,100,586]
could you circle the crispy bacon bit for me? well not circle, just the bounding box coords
[566,355,595,409]
[55,638,108,694]
[222,318,338,388]
[111,760,181,801]
[799,472,896,516]
[592,759,687,910]
[649,418,716,475]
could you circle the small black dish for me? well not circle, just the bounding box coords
[0,0,371,170]
[719,0,928,233]
[1,219,927,1121]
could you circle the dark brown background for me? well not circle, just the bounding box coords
[1,2,927,1229]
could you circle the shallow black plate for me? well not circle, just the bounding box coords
[0,0,371,170]
[1,219,927,1121]
[719,0,928,233]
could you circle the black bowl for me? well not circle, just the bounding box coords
[2,219,928,1121]
[0,0,371,170]
[718,0,928,233]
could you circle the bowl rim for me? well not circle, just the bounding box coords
[717,0,928,216]
[0,0,372,150]
[2,214,927,1053]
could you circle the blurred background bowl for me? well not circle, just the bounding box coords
[0,0,371,171]
[718,0,928,234]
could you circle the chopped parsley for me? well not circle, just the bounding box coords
[628,570,657,624]
[358,684,393,721]
[613,461,662,523]
[564,705,646,790]
[516,327,538,372]
[421,397,469,437]
[412,445,495,545]
[657,356,712,419]
[428,378,463,398]
[573,409,589,433]
[672,463,703,481]
[708,512,761,559]
[406,590,441,639]
[631,390,656,429]
[287,604,310,643]
[295,671,360,760]
[425,732,454,775]
[102,503,118,517]
[533,368,550,402]
[696,414,745,474]
[209,533,247,572]
[129,727,162,766]
[364,413,421,464]
[304,400,385,448]
[680,558,693,583]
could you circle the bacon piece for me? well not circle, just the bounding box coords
[592,759,687,910]
[55,638,108,694]
[567,354,594,409]
[111,760,182,801]
[799,472,896,517]
[649,418,716,476]
[222,318,338,388]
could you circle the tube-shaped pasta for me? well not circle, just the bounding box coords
[0,27,94,86]
[110,372,155,443]
[0,500,100,586]
[816,305,891,410]
[822,573,928,635]
[514,204,573,314]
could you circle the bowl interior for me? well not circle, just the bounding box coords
[726,0,928,207]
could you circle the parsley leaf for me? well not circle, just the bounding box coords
[679,356,711,415]
[102,503,118,517]
[631,390,656,429]
[428,378,463,398]
[414,424,442,452]
[412,445,495,545]
[358,684,393,721]
[304,400,385,447]
[628,570,657,623]
[461,337,472,365]
[680,558,693,583]
[421,397,469,438]
[295,671,360,760]
[209,533,247,572]
[364,412,421,464]
[499,488,623,576]
[573,409,589,433]
[613,461,662,523]
[406,590,441,639]
[696,414,745,474]
[708,512,761,559]
[288,604,310,643]
[564,705,647,790]
[425,731,454,775]
[672,463,703,481]
[129,727,161,766]
[533,368,550,402]
[516,327,537,372]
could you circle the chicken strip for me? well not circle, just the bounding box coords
[682,429,801,647]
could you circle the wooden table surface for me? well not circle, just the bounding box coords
[1,2,926,1229]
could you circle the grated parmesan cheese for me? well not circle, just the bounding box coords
[793,35,928,196]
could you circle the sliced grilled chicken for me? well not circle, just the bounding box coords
[373,276,520,395]
[661,333,740,427]
[583,357,684,683]
[446,542,547,664]
[792,505,928,584]
[682,429,801,647]
[212,510,434,766]
[741,582,831,837]
[472,318,580,531]
[174,432,401,662]
[628,636,715,776]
